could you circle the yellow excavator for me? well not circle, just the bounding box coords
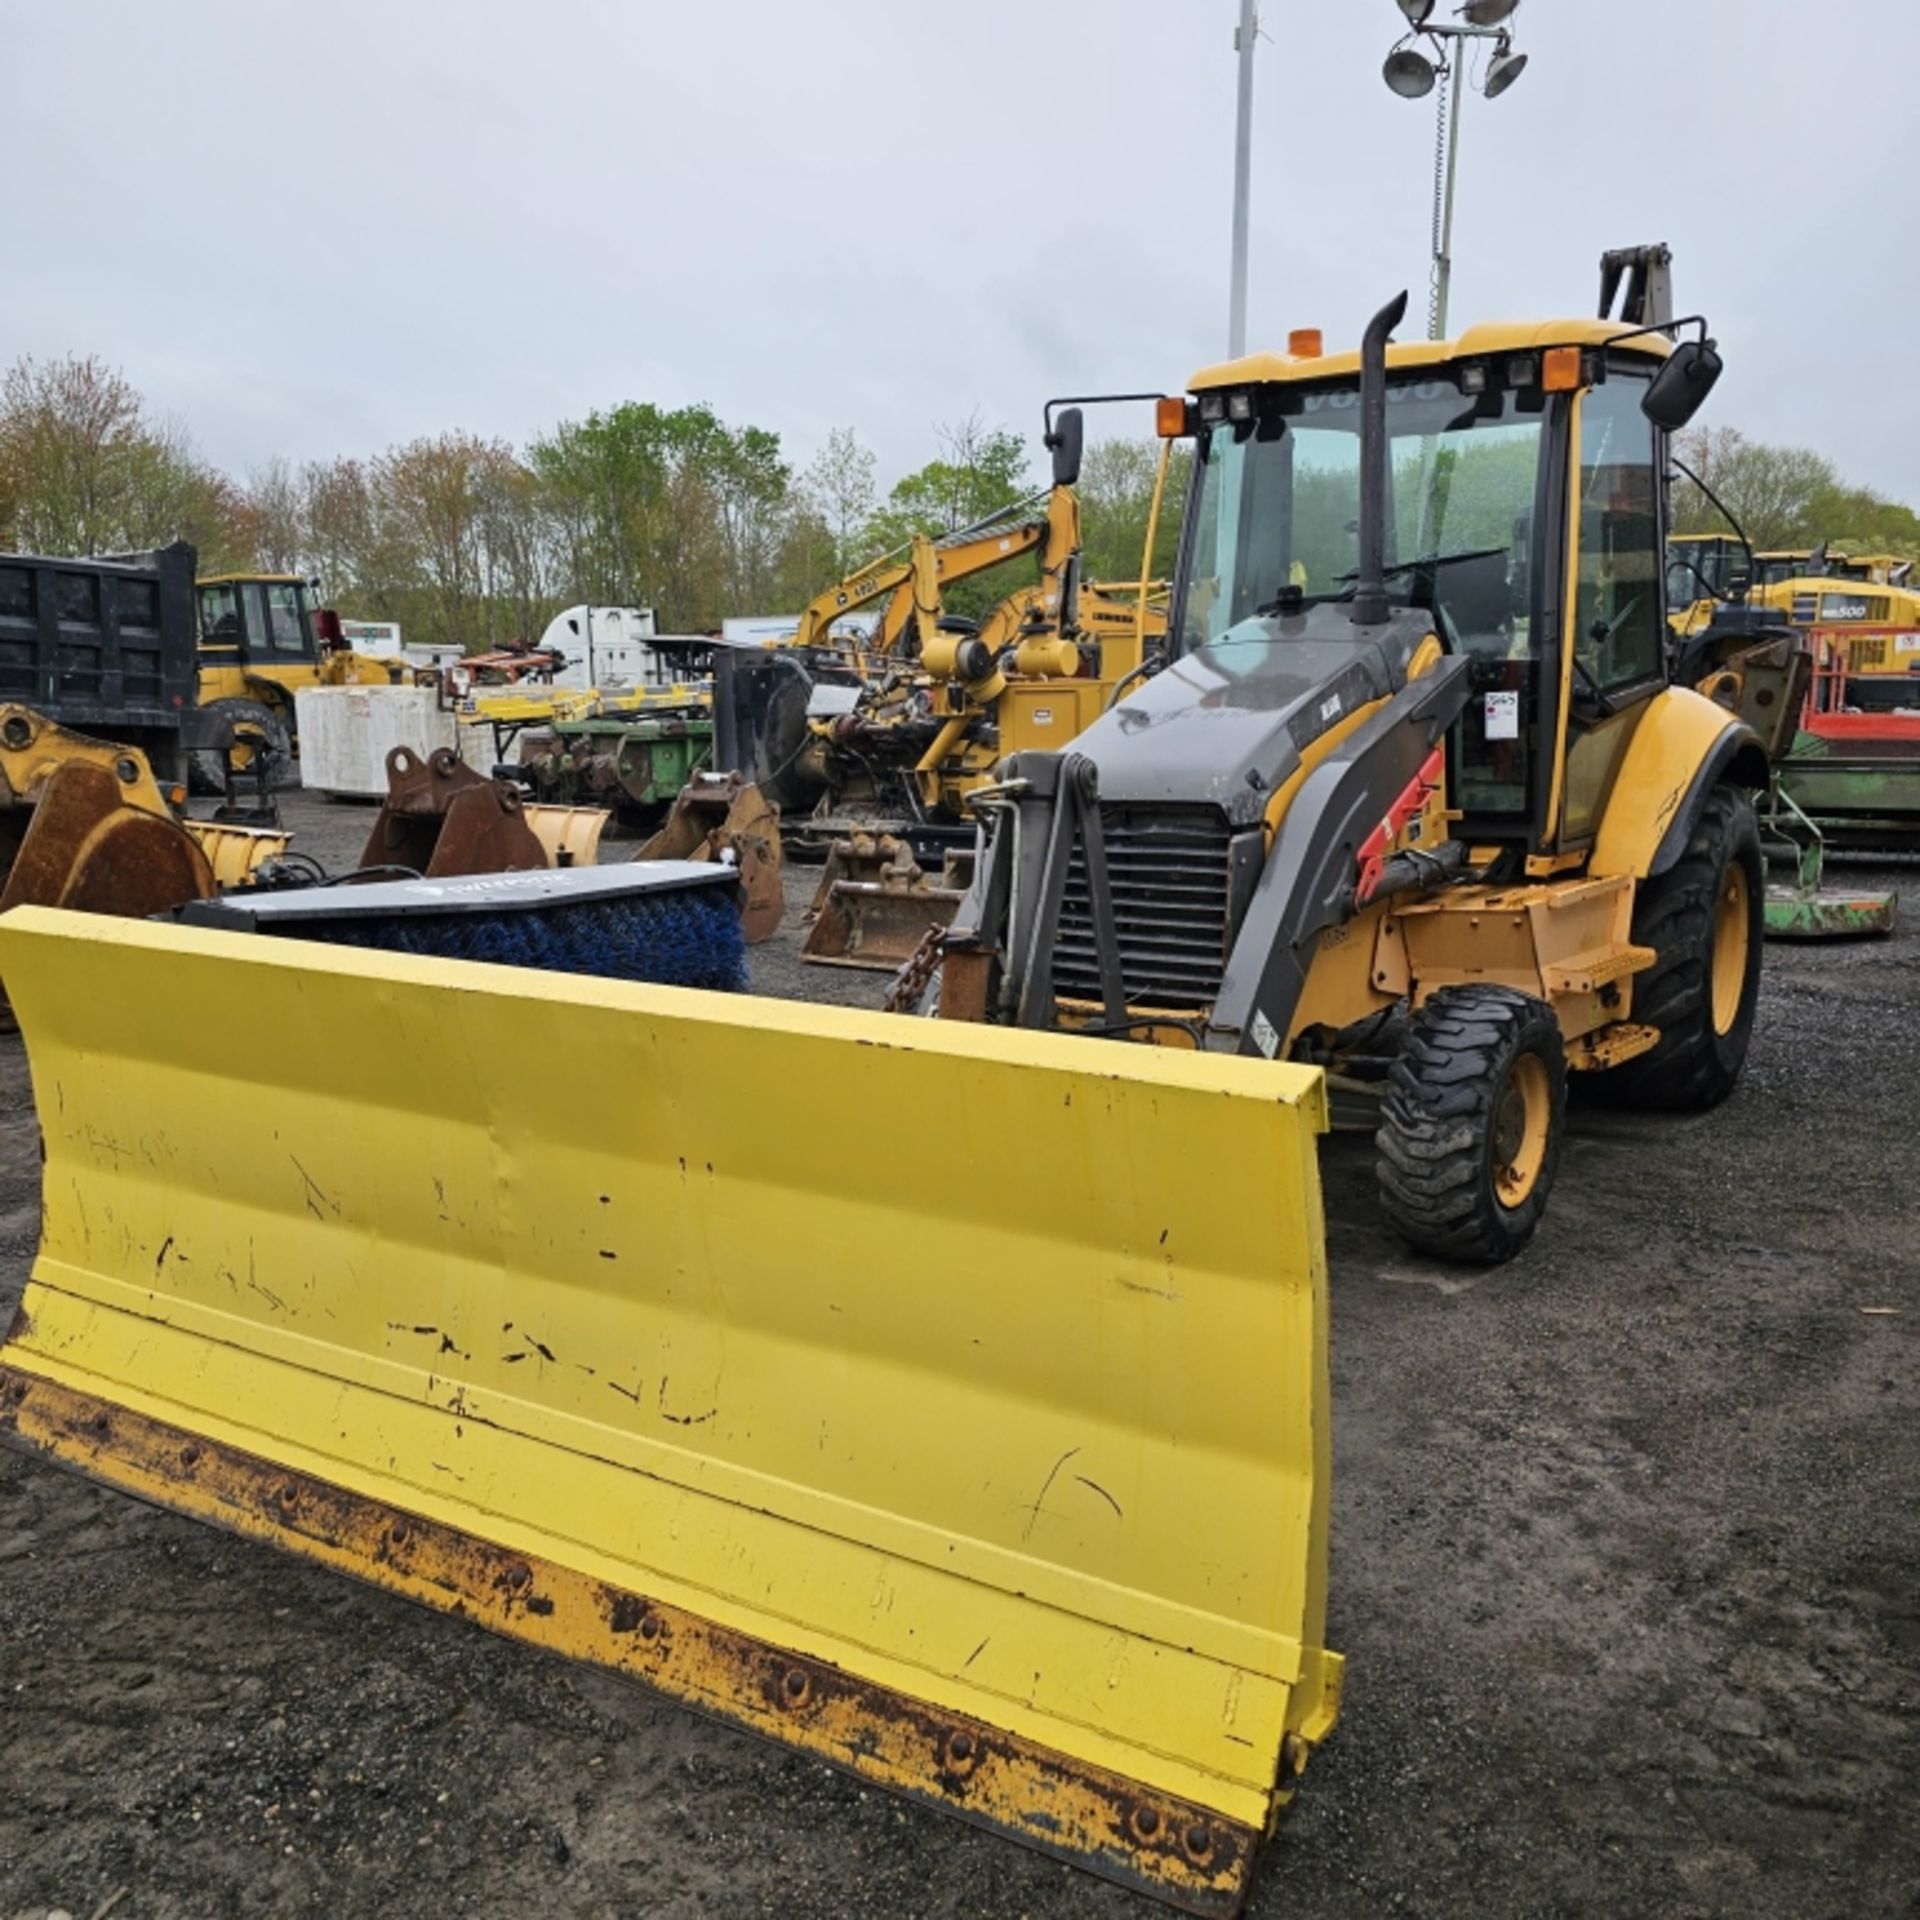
[793,425,1171,967]
[802,423,1170,827]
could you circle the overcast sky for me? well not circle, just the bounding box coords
[3,0,1914,505]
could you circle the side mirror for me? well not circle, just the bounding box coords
[1046,407,1084,489]
[1641,340,1722,431]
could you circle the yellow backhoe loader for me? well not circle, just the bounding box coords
[719,474,1164,836]
[0,243,1752,1908]
[927,246,1766,1264]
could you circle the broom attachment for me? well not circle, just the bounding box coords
[173,863,749,992]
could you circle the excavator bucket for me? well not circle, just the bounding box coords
[361,745,547,878]
[801,833,965,971]
[0,758,212,918]
[635,772,783,943]
[0,907,1340,1915]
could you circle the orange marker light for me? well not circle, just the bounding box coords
[1288,328,1324,359]
[1542,345,1583,392]
[1155,395,1188,438]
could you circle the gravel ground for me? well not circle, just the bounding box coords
[1,788,1914,1920]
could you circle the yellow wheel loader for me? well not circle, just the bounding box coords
[932,249,1768,1263]
[194,572,416,790]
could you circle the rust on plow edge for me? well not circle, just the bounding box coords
[0,1364,1273,1915]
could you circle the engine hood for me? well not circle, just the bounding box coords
[1078,607,1437,827]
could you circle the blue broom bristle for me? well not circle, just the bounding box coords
[284,886,749,992]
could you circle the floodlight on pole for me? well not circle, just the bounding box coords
[1378,0,1529,338]
[1483,40,1528,98]
[1383,43,1439,97]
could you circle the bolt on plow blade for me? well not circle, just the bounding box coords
[0,907,1340,1914]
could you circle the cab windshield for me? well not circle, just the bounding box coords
[1179,375,1546,658]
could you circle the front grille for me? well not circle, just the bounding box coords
[1054,806,1235,1007]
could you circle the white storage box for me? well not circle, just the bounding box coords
[295,685,460,798]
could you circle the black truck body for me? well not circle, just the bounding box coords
[0,539,201,783]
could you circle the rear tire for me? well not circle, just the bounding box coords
[191,697,293,795]
[1376,986,1567,1265]
[1595,783,1763,1111]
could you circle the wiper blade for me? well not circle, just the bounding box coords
[1334,544,1509,583]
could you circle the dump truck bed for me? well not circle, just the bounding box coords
[0,541,200,781]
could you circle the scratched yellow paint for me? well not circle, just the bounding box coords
[0,906,1341,1838]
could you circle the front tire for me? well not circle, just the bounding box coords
[1376,986,1568,1265]
[190,697,293,795]
[1595,783,1763,1111]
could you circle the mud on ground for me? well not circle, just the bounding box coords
[1,792,1914,1920]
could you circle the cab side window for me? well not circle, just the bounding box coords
[1574,377,1664,692]
[200,584,241,640]
[239,582,269,655]
[264,582,309,653]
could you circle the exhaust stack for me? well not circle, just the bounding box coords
[1350,290,1409,629]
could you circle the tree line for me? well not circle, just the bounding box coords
[2,350,1910,655]
[1671,425,1920,556]
[0,353,1183,651]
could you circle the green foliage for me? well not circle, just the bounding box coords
[1673,424,1920,556]
[0,353,245,568]
[1077,438,1189,585]
[1395,435,1537,558]
[17,349,1908,664]
[800,427,877,579]
[865,419,1030,551]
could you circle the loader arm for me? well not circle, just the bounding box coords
[1212,656,1473,1053]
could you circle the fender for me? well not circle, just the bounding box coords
[240,673,296,712]
[1587,686,1770,882]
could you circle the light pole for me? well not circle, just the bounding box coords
[1228,0,1259,358]
[1382,1,1529,339]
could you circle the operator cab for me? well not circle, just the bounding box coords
[1168,322,1696,855]
[196,574,321,665]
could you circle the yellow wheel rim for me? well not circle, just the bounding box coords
[1711,862,1751,1036]
[1491,1052,1551,1209]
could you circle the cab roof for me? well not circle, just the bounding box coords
[1189,318,1672,392]
[198,572,307,586]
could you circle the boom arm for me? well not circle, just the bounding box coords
[789,488,1080,659]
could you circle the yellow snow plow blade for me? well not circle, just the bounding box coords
[0,907,1339,1914]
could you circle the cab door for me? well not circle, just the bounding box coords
[1555,370,1669,848]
